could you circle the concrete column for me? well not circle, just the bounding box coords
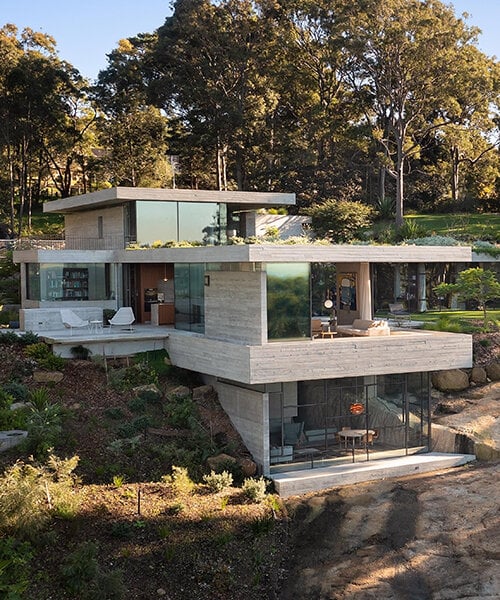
[417,263,427,312]
[358,262,372,319]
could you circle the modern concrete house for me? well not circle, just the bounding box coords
[13,187,476,495]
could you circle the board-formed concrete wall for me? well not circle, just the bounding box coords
[65,206,125,249]
[215,381,269,474]
[205,270,266,344]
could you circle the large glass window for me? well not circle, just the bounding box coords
[179,202,226,245]
[134,201,227,246]
[136,202,177,246]
[174,263,205,333]
[267,263,310,340]
[27,263,114,302]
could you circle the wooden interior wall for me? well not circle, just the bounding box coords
[137,263,174,323]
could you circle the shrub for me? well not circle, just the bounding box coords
[104,407,125,420]
[2,382,29,403]
[375,196,395,220]
[18,331,40,346]
[24,342,65,371]
[24,402,63,457]
[166,394,195,429]
[0,536,33,598]
[0,388,14,410]
[64,549,127,599]
[163,465,195,495]
[109,362,158,392]
[60,541,99,595]
[396,218,427,241]
[242,477,267,503]
[306,199,374,243]
[212,458,245,487]
[0,454,80,539]
[27,387,51,410]
[203,470,233,492]
[408,235,460,246]
[24,342,51,361]
[117,416,152,438]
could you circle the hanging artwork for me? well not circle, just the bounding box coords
[338,272,357,310]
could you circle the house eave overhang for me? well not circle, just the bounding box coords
[13,244,473,264]
[43,187,296,214]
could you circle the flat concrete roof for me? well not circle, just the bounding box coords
[43,187,296,213]
[13,243,473,264]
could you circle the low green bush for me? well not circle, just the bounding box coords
[0,454,80,539]
[166,394,195,429]
[0,536,33,598]
[2,382,29,403]
[61,541,98,594]
[0,388,14,410]
[242,477,267,503]
[24,402,64,457]
[24,342,65,371]
[163,465,195,495]
[203,470,233,492]
[27,387,51,410]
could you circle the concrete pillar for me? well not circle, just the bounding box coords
[417,263,427,313]
[358,262,372,319]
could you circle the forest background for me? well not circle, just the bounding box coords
[1,0,500,239]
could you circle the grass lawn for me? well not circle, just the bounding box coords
[408,309,500,322]
[374,309,500,333]
[405,213,500,242]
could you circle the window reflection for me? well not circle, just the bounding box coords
[174,263,205,333]
[134,201,228,246]
[27,263,113,302]
[267,263,310,340]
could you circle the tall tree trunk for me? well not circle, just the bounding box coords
[395,134,404,229]
[7,144,16,235]
[379,166,386,204]
[451,146,460,204]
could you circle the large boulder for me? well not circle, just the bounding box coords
[206,453,237,472]
[485,361,500,381]
[469,367,488,385]
[431,369,470,392]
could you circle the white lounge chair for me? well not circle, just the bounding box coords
[109,307,135,330]
[60,309,90,335]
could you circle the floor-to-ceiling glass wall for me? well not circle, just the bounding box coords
[174,263,205,333]
[267,263,310,340]
[269,373,430,470]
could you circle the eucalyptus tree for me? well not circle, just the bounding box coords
[349,0,483,228]
[439,44,500,206]
[0,25,89,233]
[256,0,370,209]
[151,0,271,190]
[94,34,170,187]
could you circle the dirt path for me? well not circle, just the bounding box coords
[279,461,500,599]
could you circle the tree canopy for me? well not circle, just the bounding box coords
[1,1,500,233]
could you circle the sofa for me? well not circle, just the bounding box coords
[336,318,390,337]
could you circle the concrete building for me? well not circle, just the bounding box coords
[13,187,476,495]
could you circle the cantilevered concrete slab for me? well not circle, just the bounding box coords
[43,187,296,213]
[271,452,476,497]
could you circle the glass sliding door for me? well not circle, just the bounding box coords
[174,263,205,333]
